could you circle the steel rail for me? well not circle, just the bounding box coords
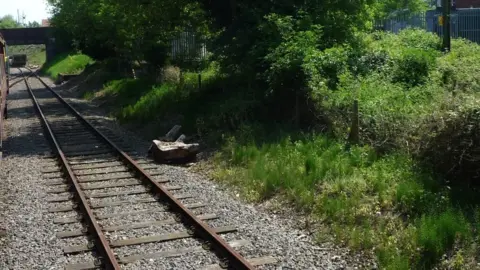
[9,71,34,89]
[20,68,121,270]
[28,69,255,269]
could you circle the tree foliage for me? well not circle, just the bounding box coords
[47,0,430,123]
[49,0,208,64]
[0,15,21,29]
[0,15,42,29]
[48,0,427,62]
[26,21,41,28]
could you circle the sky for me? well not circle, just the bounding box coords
[0,0,51,24]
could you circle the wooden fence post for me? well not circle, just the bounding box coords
[348,99,360,145]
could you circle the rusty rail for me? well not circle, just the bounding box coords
[27,69,254,269]
[20,68,121,270]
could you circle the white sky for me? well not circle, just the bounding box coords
[0,0,51,24]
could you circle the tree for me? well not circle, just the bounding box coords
[47,0,428,68]
[27,21,41,28]
[0,15,21,29]
[49,0,208,63]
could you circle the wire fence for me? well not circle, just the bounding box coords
[375,9,480,43]
[169,10,480,63]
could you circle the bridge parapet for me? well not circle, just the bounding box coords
[0,27,53,45]
[0,27,57,62]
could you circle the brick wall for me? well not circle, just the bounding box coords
[456,0,480,8]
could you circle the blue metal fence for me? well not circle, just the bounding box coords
[376,9,480,43]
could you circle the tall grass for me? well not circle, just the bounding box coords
[29,49,46,66]
[87,63,224,135]
[213,134,475,269]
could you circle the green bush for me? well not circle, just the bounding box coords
[364,29,441,54]
[356,50,391,75]
[420,103,480,186]
[357,29,441,87]
[392,47,436,87]
[303,46,350,90]
[434,39,480,92]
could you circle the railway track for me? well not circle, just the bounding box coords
[18,68,276,269]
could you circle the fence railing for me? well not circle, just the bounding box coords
[170,32,207,62]
[375,9,480,44]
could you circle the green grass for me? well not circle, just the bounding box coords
[84,62,226,136]
[29,49,46,66]
[212,134,475,269]
[41,53,94,80]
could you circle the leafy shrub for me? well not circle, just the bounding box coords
[364,29,441,53]
[303,46,350,90]
[434,39,480,92]
[421,103,480,186]
[395,29,442,51]
[355,29,441,87]
[314,71,442,152]
[392,48,436,87]
[159,66,181,84]
[356,50,391,75]
[263,17,320,89]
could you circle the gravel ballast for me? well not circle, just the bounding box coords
[1,69,376,269]
[0,70,93,269]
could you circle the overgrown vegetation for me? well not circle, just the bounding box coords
[209,31,480,269]
[8,45,46,66]
[46,0,480,268]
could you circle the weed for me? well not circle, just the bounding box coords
[417,209,471,268]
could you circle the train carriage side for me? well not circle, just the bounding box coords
[0,34,8,158]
